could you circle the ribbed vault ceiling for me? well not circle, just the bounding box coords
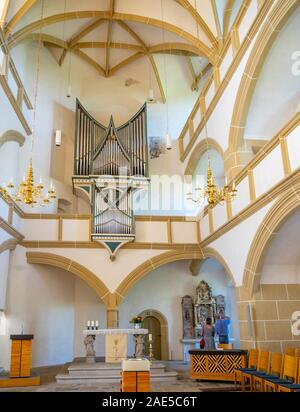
[4,0,242,100]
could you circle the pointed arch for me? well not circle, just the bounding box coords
[228,0,300,153]
[243,179,300,296]
[184,137,224,175]
[116,247,234,299]
[0,238,18,254]
[26,252,109,301]
[0,130,25,148]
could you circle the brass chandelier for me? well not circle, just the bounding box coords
[186,0,237,209]
[0,0,56,207]
[187,160,237,208]
[0,160,56,206]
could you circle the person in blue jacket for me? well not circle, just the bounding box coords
[215,314,230,344]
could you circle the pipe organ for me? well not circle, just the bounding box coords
[73,100,149,259]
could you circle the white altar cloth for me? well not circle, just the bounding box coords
[83,328,148,335]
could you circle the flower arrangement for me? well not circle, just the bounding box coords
[130,316,143,324]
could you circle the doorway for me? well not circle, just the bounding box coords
[143,316,161,360]
[138,309,169,361]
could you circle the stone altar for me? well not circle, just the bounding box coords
[83,328,149,363]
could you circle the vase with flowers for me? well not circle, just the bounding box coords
[130,316,143,329]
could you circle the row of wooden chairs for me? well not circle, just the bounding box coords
[234,348,300,392]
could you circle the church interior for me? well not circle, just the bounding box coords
[0,0,300,393]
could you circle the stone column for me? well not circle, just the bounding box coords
[103,293,120,328]
[107,308,119,328]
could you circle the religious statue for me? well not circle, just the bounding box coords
[215,294,226,316]
[133,334,146,358]
[194,281,215,336]
[195,280,213,303]
[181,295,194,339]
[84,335,96,363]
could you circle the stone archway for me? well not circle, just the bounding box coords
[243,180,300,295]
[26,251,110,301]
[26,251,122,327]
[226,0,300,177]
[0,238,19,254]
[0,130,25,148]
[184,138,224,175]
[116,247,235,299]
[138,309,169,361]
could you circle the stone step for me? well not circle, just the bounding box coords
[67,362,167,377]
[56,371,178,385]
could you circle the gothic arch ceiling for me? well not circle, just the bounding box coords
[4,0,242,100]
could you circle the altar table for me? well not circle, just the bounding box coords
[189,349,248,381]
[83,328,149,363]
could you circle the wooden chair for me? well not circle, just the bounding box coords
[234,349,259,389]
[264,355,298,392]
[252,352,283,392]
[277,358,300,392]
[285,348,297,356]
[241,351,270,391]
[218,343,233,349]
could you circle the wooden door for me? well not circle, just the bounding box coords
[143,316,161,360]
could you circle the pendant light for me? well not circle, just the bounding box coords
[186,0,237,208]
[0,0,56,207]
[161,0,172,150]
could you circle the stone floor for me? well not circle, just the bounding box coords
[0,361,238,392]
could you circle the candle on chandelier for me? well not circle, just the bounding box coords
[95,320,99,329]
[149,333,152,341]
[87,321,91,330]
[8,177,14,189]
[91,321,95,329]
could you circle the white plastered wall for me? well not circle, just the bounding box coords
[245,7,300,141]
[209,202,275,286]
[0,246,75,369]
[0,246,108,369]
[25,247,170,293]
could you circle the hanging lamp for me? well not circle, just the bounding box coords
[161,0,172,150]
[0,0,56,207]
[186,1,237,208]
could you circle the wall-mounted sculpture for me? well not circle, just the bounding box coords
[181,295,194,339]
[149,136,166,159]
[182,281,226,339]
[194,281,215,337]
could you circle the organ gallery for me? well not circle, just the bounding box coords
[0,0,299,397]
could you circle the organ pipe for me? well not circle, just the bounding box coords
[74,99,148,236]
